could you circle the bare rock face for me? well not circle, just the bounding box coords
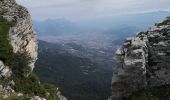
[0,1,67,100]
[0,61,12,79]
[8,8,38,70]
[0,0,37,71]
[110,17,170,100]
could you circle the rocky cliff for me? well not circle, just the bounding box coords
[110,17,170,100]
[0,0,66,99]
[0,0,37,78]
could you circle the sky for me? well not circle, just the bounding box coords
[16,0,170,21]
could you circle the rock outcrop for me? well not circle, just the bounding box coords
[0,0,66,99]
[110,17,170,100]
[0,0,37,70]
[0,0,37,79]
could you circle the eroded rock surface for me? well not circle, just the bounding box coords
[0,0,37,71]
[110,17,170,100]
[0,0,66,99]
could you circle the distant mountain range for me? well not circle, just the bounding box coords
[33,11,170,39]
[33,18,78,36]
[33,11,170,100]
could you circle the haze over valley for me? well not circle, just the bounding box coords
[0,0,170,100]
[15,0,170,100]
[32,11,170,100]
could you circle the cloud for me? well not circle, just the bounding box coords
[16,0,170,21]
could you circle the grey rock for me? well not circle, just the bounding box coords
[0,0,38,70]
[110,17,170,100]
[0,0,66,100]
[57,91,67,100]
[0,61,12,79]
[31,96,46,100]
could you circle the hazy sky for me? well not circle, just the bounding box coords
[16,0,170,21]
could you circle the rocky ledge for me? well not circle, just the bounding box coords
[110,17,170,100]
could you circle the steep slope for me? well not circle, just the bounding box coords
[34,40,113,100]
[0,0,37,80]
[110,17,170,100]
[0,0,66,99]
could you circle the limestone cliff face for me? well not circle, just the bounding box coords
[110,17,170,100]
[0,0,37,70]
[0,0,66,99]
[0,0,37,78]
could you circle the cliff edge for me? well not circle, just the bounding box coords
[110,17,170,100]
[0,0,37,78]
[0,0,66,99]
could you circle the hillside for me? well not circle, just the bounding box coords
[34,40,113,100]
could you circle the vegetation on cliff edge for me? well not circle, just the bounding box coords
[0,16,13,63]
[0,16,60,100]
